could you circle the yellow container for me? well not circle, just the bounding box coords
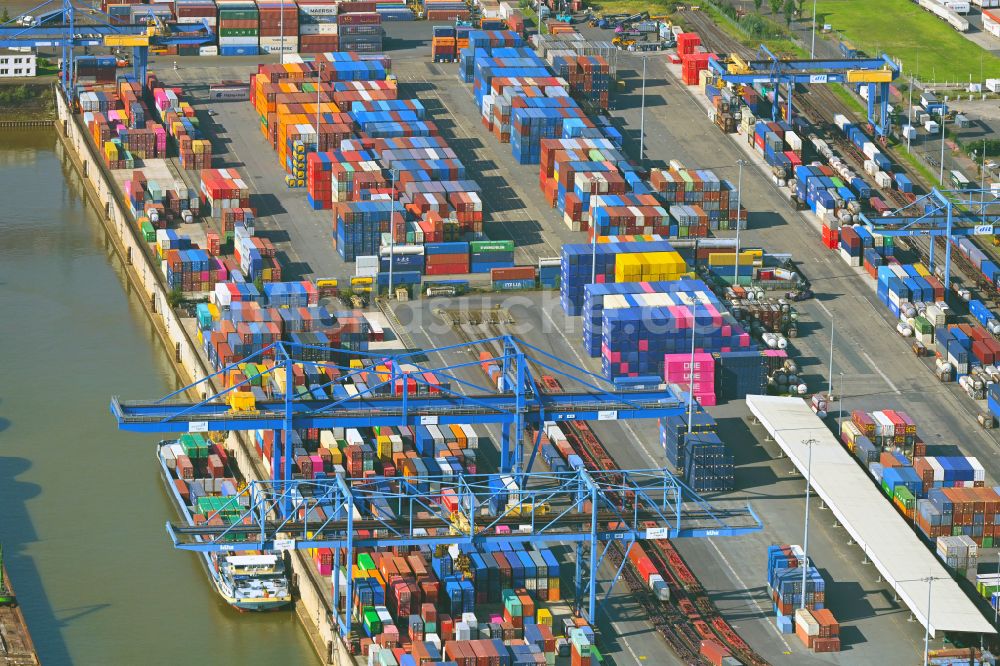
[207,303,220,321]
[352,276,374,286]
[707,250,760,267]
[913,263,931,277]
[228,392,256,412]
[376,435,393,459]
[350,359,364,370]
[537,608,553,626]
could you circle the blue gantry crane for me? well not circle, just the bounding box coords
[859,187,1000,289]
[111,336,694,485]
[110,335,764,630]
[160,468,762,633]
[708,45,900,137]
[0,0,214,95]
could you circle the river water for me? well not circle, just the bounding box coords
[0,131,315,664]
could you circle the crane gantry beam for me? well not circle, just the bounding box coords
[111,336,691,484]
[0,0,213,92]
[708,44,900,136]
[860,187,1000,289]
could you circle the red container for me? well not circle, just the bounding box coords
[490,266,536,281]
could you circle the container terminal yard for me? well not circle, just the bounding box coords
[7,0,1000,663]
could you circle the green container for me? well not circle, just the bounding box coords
[357,553,376,571]
[984,537,994,549]
[471,240,514,253]
[219,28,258,37]
[913,316,933,335]
[219,9,259,19]
[953,526,964,536]
[881,479,892,497]
[830,177,844,189]
[362,609,381,634]
[141,221,156,242]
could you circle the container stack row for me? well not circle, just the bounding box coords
[648,166,746,234]
[660,413,734,491]
[839,409,1000,549]
[199,297,372,369]
[250,56,520,283]
[125,170,199,228]
[766,545,840,651]
[559,237,684,315]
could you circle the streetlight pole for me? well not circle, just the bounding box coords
[827,323,834,395]
[801,438,817,610]
[907,75,914,153]
[733,159,746,287]
[838,372,844,423]
[810,0,817,58]
[388,168,397,299]
[316,62,322,153]
[687,322,697,434]
[994,552,999,627]
[923,575,933,666]
[939,114,946,187]
[591,177,599,285]
[639,55,647,161]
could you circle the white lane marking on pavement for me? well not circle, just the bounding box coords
[862,351,901,394]
[815,300,832,318]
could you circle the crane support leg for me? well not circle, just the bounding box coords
[282,356,294,518]
[131,46,148,84]
[588,478,599,622]
[574,541,584,616]
[945,202,954,290]
[929,233,936,275]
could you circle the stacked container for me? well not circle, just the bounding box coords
[600,289,752,379]
[766,544,826,629]
[333,200,396,261]
[200,168,252,218]
[337,10,382,53]
[174,0,218,30]
[559,237,680,315]
[470,240,515,273]
[217,0,260,56]
[297,0,339,53]
[659,413,732,489]
[257,0,299,54]
[650,166,745,232]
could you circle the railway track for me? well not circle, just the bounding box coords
[675,9,931,212]
[560,418,771,666]
[438,310,768,664]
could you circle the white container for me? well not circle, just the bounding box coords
[925,120,940,133]
[901,125,917,140]
[299,22,338,35]
[786,130,802,152]
[863,142,879,160]
[795,608,820,636]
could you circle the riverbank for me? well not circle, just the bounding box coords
[0,83,54,124]
[51,88,348,665]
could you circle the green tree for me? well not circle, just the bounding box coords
[769,0,782,13]
[0,7,10,23]
[783,0,795,25]
[753,0,764,12]
[166,287,184,308]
